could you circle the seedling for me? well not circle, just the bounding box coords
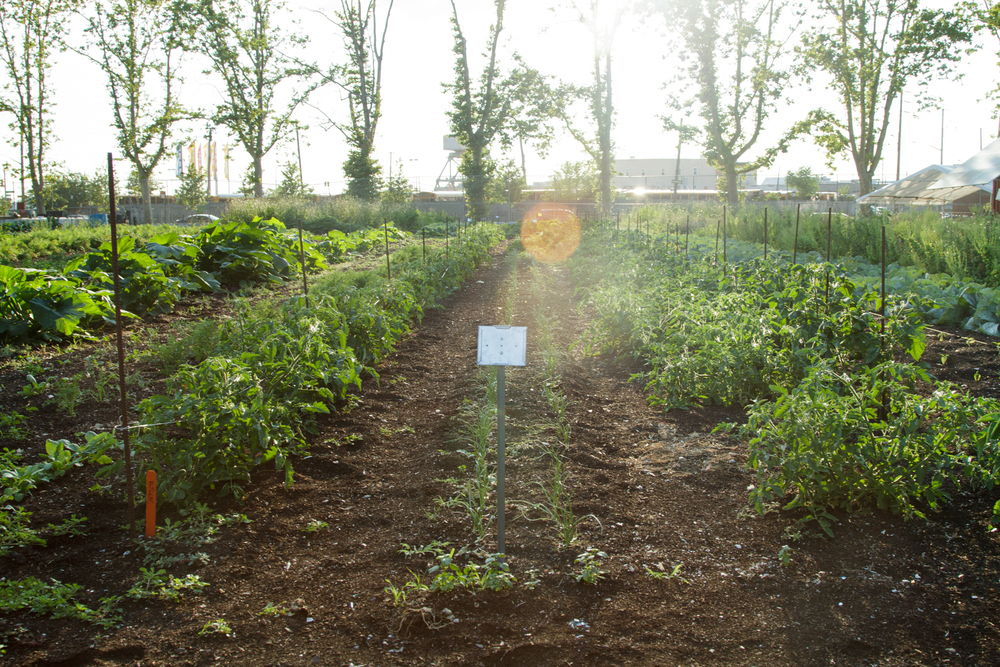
[258,601,291,617]
[645,563,689,584]
[198,619,232,637]
[301,519,329,533]
[573,548,607,585]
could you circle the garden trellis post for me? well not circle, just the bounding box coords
[477,325,527,556]
[108,153,136,541]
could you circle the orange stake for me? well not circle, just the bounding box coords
[145,470,156,537]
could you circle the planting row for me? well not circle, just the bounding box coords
[572,225,1000,534]
[0,218,422,345]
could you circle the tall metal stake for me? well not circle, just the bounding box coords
[496,365,506,555]
[297,219,309,307]
[793,204,801,265]
[763,208,768,260]
[108,153,136,541]
[825,207,832,305]
[384,220,391,280]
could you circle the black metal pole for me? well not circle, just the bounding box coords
[763,208,768,260]
[422,227,426,262]
[108,153,136,542]
[384,219,391,280]
[297,219,309,308]
[793,204,800,265]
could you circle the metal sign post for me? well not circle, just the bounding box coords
[477,325,527,555]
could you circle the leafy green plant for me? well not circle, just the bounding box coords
[0,505,46,555]
[198,618,232,637]
[47,376,82,416]
[0,577,121,628]
[0,409,34,439]
[301,519,329,533]
[258,601,291,617]
[745,360,1000,534]
[399,542,516,594]
[645,563,689,583]
[572,548,607,585]
[126,568,209,601]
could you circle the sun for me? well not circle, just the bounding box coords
[520,205,582,263]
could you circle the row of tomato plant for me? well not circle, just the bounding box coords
[571,225,1000,534]
[0,218,415,346]
[97,223,502,507]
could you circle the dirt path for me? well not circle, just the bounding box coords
[3,244,1000,666]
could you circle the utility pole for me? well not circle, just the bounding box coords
[206,127,213,198]
[940,108,944,165]
[896,91,903,180]
[673,121,683,194]
[295,123,304,191]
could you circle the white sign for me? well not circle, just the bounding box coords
[477,326,527,366]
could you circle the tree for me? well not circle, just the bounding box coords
[176,166,206,209]
[552,160,598,202]
[269,160,314,197]
[785,166,820,199]
[0,0,78,215]
[799,0,970,196]
[505,56,559,183]
[178,0,314,198]
[127,168,162,197]
[961,1,1000,132]
[310,0,395,202]
[78,0,186,227]
[657,0,804,207]
[485,159,525,203]
[381,161,412,204]
[556,1,629,216]
[44,170,108,212]
[445,0,514,220]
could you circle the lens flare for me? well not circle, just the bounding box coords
[520,205,581,263]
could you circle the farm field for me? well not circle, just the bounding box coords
[1,229,1000,666]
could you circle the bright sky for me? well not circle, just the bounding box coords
[4,0,997,197]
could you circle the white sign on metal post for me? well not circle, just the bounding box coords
[477,326,526,366]
[476,326,527,557]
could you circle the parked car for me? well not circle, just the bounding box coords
[174,214,220,225]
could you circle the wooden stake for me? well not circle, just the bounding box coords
[145,470,157,538]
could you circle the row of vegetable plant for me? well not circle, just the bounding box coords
[572,223,1000,533]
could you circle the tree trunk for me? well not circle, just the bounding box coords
[254,156,264,198]
[140,171,153,225]
[466,146,487,221]
[726,166,739,207]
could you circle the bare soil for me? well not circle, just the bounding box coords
[1,245,1000,666]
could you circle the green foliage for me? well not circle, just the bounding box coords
[645,563,689,583]
[551,160,598,202]
[745,361,1000,534]
[194,217,326,287]
[136,504,251,569]
[198,618,232,637]
[176,166,207,209]
[126,568,209,601]
[149,320,220,375]
[0,505,46,555]
[0,264,116,344]
[301,519,328,532]
[398,543,516,593]
[269,160,313,197]
[1,433,117,503]
[785,167,819,199]
[572,548,607,585]
[0,578,121,628]
[381,164,412,204]
[134,296,360,505]
[43,170,109,212]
